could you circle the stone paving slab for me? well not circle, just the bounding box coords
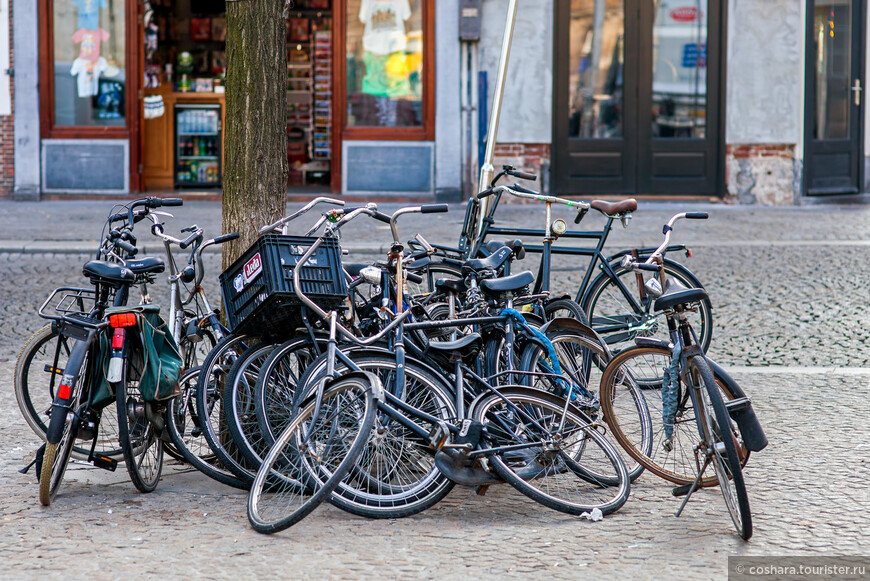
[1,362,866,579]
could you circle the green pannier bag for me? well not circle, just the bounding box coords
[92,305,184,408]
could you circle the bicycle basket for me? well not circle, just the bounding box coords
[219,234,347,337]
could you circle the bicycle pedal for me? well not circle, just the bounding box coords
[475,485,489,496]
[427,421,450,451]
[672,483,696,497]
[43,365,64,375]
[91,455,118,472]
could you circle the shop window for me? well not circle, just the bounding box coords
[342,0,433,137]
[50,0,128,127]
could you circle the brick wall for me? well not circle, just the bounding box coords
[0,0,14,197]
[725,144,797,205]
[492,143,550,198]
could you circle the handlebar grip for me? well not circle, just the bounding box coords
[116,240,138,256]
[634,263,661,272]
[574,207,588,224]
[372,210,392,224]
[511,170,537,181]
[410,249,429,260]
[213,232,240,245]
[406,272,424,284]
[159,198,184,207]
[476,188,495,200]
[420,204,449,214]
[685,212,709,220]
[179,231,202,249]
[511,183,538,195]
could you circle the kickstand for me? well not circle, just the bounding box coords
[19,457,37,475]
[675,455,711,518]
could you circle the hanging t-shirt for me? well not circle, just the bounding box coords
[358,0,411,56]
[70,57,109,97]
[72,0,108,32]
[73,28,111,63]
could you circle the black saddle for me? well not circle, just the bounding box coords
[82,261,136,286]
[426,332,482,357]
[435,278,465,294]
[465,246,513,272]
[125,257,165,275]
[480,271,535,295]
[654,277,708,311]
[483,239,525,260]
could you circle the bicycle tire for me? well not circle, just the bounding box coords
[16,325,123,460]
[543,298,590,326]
[517,329,647,484]
[471,387,630,516]
[599,344,748,486]
[165,367,249,489]
[116,358,163,493]
[247,373,379,534]
[223,343,278,474]
[690,356,752,540]
[294,351,457,519]
[195,333,262,487]
[582,259,712,354]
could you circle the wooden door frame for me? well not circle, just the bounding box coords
[803,0,866,195]
[551,0,727,197]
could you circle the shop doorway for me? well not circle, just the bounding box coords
[137,0,337,193]
[804,0,865,195]
[552,0,725,196]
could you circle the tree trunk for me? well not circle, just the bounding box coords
[222,0,288,270]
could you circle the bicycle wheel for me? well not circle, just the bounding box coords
[471,387,630,516]
[600,345,747,486]
[299,352,457,519]
[254,336,326,449]
[165,367,249,489]
[117,355,163,493]
[517,329,647,484]
[582,260,712,354]
[17,325,122,459]
[543,298,590,325]
[224,343,278,473]
[247,373,378,534]
[690,356,752,540]
[195,334,262,487]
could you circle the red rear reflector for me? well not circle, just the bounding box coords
[58,383,72,399]
[687,248,693,258]
[109,313,137,328]
[112,328,126,349]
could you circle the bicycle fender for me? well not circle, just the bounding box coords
[540,317,613,360]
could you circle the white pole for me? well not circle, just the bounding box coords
[475,0,519,240]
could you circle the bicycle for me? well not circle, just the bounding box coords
[246,207,629,533]
[34,197,185,505]
[599,212,767,540]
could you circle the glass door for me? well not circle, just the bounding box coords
[804,0,865,194]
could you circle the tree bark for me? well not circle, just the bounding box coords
[222,0,288,270]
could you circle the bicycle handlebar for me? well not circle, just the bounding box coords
[622,212,709,271]
[259,197,345,235]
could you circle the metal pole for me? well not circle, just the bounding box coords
[476,0,519,238]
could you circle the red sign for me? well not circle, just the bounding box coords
[243,252,263,283]
[670,7,698,22]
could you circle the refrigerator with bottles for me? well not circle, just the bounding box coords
[175,104,222,187]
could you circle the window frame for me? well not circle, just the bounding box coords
[335,0,435,142]
[38,0,140,139]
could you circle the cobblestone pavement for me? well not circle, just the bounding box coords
[2,201,870,578]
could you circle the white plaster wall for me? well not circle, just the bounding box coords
[726,0,802,144]
[435,0,463,197]
[479,0,553,144]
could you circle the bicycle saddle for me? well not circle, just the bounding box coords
[480,270,535,295]
[484,239,525,260]
[590,199,638,217]
[82,260,136,286]
[426,332,482,357]
[435,278,465,294]
[654,277,708,311]
[465,246,513,272]
[125,257,165,275]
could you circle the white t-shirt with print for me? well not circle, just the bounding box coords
[70,57,108,97]
[359,0,411,55]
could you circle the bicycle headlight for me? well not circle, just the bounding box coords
[359,266,382,285]
[552,219,568,237]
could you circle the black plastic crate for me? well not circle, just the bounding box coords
[219,234,347,336]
